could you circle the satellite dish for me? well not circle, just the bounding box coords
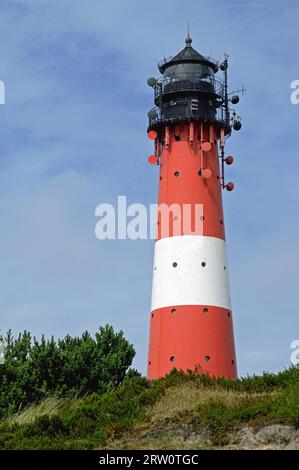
[147,130,158,140]
[202,142,212,152]
[148,155,158,165]
[226,182,235,191]
[231,95,240,105]
[233,121,242,131]
[147,77,157,88]
[225,156,234,165]
[148,109,157,119]
[203,168,212,179]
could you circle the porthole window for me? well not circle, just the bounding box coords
[171,308,176,314]
[204,355,210,362]
[201,261,206,267]
[170,356,176,363]
[174,171,180,177]
[172,262,178,268]
[203,308,209,314]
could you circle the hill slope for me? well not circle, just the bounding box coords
[0,367,298,450]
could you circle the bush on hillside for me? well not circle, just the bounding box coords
[0,325,135,416]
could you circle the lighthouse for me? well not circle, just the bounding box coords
[146,34,242,380]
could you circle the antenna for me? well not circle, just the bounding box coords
[229,84,247,97]
[185,21,192,45]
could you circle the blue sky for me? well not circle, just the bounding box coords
[0,0,298,377]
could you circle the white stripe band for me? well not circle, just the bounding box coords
[151,235,232,311]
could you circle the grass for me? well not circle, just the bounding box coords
[149,384,278,421]
[6,396,84,426]
[0,367,298,450]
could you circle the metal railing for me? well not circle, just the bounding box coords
[154,76,225,102]
[148,105,227,128]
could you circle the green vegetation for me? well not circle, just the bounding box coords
[0,365,298,450]
[0,326,298,449]
[0,326,135,416]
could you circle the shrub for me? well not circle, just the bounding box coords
[0,325,135,417]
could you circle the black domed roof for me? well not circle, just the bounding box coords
[158,36,217,75]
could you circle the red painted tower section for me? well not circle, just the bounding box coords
[146,35,242,380]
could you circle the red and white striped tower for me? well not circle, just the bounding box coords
[146,35,242,380]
